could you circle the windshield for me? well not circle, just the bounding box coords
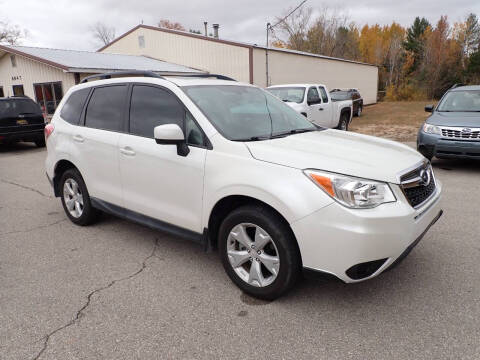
[266,87,305,104]
[437,90,480,112]
[0,99,42,117]
[183,85,316,141]
[330,91,350,101]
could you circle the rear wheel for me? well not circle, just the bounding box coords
[218,205,301,300]
[337,113,349,131]
[60,169,99,226]
[356,106,362,117]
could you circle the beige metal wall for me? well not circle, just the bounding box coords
[252,48,378,104]
[101,27,251,83]
[0,53,75,99]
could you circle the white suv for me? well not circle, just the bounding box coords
[45,73,443,300]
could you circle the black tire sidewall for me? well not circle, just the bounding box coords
[339,114,349,131]
[60,169,96,226]
[218,206,300,300]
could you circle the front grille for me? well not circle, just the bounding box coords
[441,127,480,140]
[399,162,436,208]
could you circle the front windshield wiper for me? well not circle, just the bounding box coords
[271,128,317,138]
[233,135,273,142]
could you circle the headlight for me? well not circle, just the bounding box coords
[304,170,396,209]
[423,123,441,135]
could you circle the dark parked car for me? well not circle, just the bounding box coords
[0,96,46,147]
[330,88,363,117]
[417,85,480,160]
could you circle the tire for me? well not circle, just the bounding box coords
[356,106,362,117]
[218,205,301,300]
[336,113,349,131]
[60,169,99,226]
[35,138,46,147]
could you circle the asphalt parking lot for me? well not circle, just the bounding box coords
[1,143,479,360]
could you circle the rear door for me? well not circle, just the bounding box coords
[318,86,335,127]
[69,84,128,207]
[118,84,207,233]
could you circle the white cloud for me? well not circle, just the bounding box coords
[1,0,479,50]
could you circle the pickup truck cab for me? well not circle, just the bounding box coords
[267,84,353,130]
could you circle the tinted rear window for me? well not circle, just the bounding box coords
[0,99,42,117]
[60,88,90,125]
[85,85,127,132]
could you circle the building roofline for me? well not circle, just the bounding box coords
[0,44,69,71]
[98,24,377,67]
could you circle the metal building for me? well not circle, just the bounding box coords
[99,25,379,104]
[0,45,202,115]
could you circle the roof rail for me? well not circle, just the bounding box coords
[80,70,165,83]
[450,83,465,89]
[168,73,237,81]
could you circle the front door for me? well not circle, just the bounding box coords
[305,86,324,126]
[119,84,207,233]
[318,86,334,127]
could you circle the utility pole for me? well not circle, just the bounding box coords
[265,0,307,87]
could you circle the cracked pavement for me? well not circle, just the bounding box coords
[1,142,480,360]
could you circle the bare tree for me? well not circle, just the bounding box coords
[91,22,116,46]
[0,21,23,45]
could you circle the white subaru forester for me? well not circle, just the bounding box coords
[45,72,443,300]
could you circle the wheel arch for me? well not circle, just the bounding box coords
[206,194,301,261]
[53,159,79,197]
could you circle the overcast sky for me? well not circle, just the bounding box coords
[1,0,480,51]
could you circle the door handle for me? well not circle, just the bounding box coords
[73,135,84,143]
[120,147,136,156]
[319,108,324,111]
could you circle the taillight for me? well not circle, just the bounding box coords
[44,123,55,140]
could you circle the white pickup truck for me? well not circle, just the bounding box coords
[267,84,353,130]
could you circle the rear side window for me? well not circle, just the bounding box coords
[60,88,90,125]
[85,85,127,131]
[129,85,185,138]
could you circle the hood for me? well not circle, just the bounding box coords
[246,130,424,184]
[427,112,480,127]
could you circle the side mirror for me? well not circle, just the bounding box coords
[154,124,189,157]
[425,104,434,113]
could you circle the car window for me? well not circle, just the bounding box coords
[60,88,90,125]
[129,85,185,138]
[85,85,127,131]
[0,99,42,117]
[307,87,321,104]
[183,85,316,141]
[185,111,205,146]
[319,87,329,103]
[267,87,305,104]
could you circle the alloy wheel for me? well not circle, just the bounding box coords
[63,178,84,218]
[226,223,280,287]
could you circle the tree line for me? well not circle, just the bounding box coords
[273,7,480,100]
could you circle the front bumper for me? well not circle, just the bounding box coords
[292,182,442,283]
[417,130,480,159]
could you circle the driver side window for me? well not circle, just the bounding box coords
[307,87,321,105]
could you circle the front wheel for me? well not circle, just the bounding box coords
[218,205,301,300]
[336,113,349,131]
